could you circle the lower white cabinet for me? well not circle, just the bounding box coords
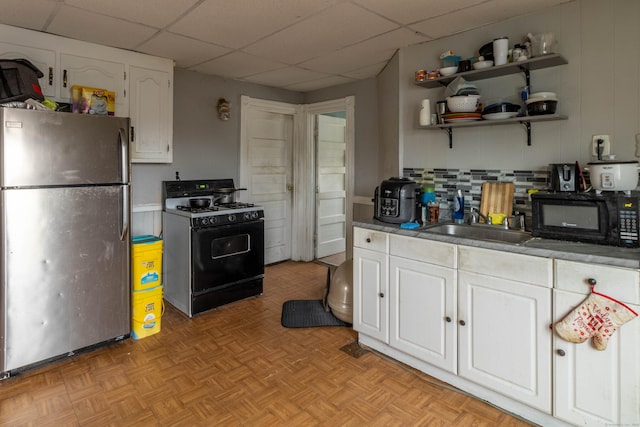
[553,260,640,426]
[458,270,552,413]
[353,226,640,426]
[389,252,457,373]
[353,246,388,343]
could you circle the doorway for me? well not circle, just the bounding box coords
[240,95,354,263]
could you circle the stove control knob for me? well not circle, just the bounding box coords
[243,212,251,221]
[210,216,218,225]
[228,214,236,222]
[202,218,209,225]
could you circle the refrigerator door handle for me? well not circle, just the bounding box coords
[119,127,129,183]
[120,185,129,241]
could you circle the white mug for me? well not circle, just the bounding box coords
[493,37,509,65]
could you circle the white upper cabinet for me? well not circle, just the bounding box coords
[128,66,173,163]
[0,24,174,163]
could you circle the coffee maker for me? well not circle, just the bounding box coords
[548,163,578,192]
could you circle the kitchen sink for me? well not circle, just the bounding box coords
[424,223,533,244]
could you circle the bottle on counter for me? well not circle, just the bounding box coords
[453,189,465,224]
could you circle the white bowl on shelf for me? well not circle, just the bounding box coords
[438,66,458,77]
[446,95,480,113]
[473,60,494,70]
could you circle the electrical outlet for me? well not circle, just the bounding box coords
[591,135,611,158]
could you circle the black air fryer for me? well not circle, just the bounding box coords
[374,177,421,224]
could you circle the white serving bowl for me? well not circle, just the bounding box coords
[446,95,480,113]
[473,60,494,70]
[529,91,556,100]
[439,66,458,76]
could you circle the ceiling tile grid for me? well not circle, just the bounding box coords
[0,0,573,92]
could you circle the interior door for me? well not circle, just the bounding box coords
[244,109,293,264]
[315,114,347,258]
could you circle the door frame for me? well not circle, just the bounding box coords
[240,95,354,262]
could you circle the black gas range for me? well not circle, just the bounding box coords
[162,179,264,317]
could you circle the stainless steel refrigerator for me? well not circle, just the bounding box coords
[0,108,130,376]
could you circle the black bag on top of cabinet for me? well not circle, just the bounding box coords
[0,59,45,103]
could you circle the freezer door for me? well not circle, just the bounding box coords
[0,108,129,187]
[1,185,130,371]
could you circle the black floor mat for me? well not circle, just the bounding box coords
[281,300,350,328]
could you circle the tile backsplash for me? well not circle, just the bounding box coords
[403,167,549,224]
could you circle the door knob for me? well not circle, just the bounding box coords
[556,349,566,356]
[445,316,452,322]
[378,292,384,298]
[459,320,466,326]
[287,184,293,191]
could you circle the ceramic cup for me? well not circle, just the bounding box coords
[493,37,509,65]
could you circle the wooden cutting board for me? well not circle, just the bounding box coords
[479,182,515,220]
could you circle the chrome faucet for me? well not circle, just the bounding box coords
[503,212,527,231]
[469,207,491,224]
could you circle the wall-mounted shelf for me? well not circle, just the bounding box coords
[415,54,568,89]
[422,114,568,148]
[416,53,569,148]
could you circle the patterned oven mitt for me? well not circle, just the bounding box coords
[554,285,638,350]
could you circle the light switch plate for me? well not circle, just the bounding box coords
[591,135,611,158]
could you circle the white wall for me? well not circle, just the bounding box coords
[398,0,640,171]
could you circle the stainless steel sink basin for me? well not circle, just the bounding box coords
[424,223,533,244]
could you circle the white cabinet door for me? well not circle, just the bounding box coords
[128,65,173,163]
[0,42,56,98]
[389,256,456,373]
[458,270,552,413]
[59,53,127,116]
[554,290,640,427]
[353,247,388,343]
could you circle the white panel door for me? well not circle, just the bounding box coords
[458,271,552,413]
[246,110,293,264]
[0,42,56,98]
[59,53,126,115]
[128,65,172,163]
[315,114,347,258]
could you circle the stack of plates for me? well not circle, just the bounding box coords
[442,112,482,123]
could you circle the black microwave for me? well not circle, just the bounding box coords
[531,191,639,247]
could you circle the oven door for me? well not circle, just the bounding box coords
[191,219,264,294]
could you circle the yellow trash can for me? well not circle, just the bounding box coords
[131,284,164,339]
[132,235,162,291]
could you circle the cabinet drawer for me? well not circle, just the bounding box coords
[389,234,456,268]
[459,246,552,287]
[555,260,639,305]
[354,227,388,252]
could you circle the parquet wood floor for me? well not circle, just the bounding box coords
[0,261,532,426]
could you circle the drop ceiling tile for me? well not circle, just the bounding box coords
[353,0,487,25]
[243,66,329,87]
[63,0,199,28]
[47,6,157,50]
[0,0,58,30]
[190,51,287,79]
[138,32,231,68]
[243,2,398,64]
[341,61,388,79]
[299,28,425,74]
[169,0,342,49]
[284,75,355,92]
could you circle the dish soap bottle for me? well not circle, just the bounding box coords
[453,189,465,224]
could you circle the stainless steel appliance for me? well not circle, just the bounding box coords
[1,108,131,377]
[162,179,264,317]
[374,177,421,224]
[531,191,639,247]
[548,163,578,192]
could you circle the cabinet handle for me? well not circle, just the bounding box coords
[556,349,566,356]
[48,67,53,86]
[445,316,452,322]
[366,237,371,243]
[378,292,384,298]
[63,69,67,88]
[130,126,135,142]
[459,320,466,326]
[587,278,597,286]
